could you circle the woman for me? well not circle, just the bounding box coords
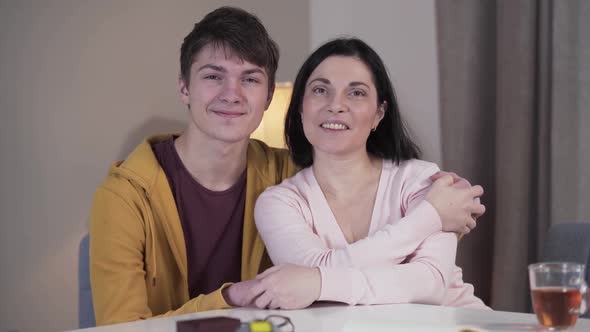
[254,38,487,309]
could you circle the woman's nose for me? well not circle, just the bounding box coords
[327,94,348,113]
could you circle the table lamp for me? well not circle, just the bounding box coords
[250,82,292,148]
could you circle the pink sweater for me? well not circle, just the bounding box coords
[254,159,488,309]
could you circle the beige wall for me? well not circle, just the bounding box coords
[0,1,309,331]
[310,0,442,164]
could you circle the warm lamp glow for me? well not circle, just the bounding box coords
[250,82,292,148]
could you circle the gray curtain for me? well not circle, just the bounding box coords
[437,0,590,312]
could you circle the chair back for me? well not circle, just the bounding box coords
[79,233,96,328]
[541,223,590,318]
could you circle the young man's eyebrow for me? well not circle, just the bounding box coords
[196,64,226,73]
[195,65,266,77]
[242,68,267,77]
[307,77,330,86]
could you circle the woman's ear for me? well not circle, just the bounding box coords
[374,101,387,126]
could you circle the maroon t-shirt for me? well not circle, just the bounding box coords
[153,137,244,298]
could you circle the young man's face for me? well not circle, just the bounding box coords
[179,44,273,144]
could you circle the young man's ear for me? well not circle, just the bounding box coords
[178,76,190,107]
[264,83,276,110]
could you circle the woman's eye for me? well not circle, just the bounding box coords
[350,90,366,97]
[312,87,327,95]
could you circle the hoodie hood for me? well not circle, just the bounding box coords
[109,133,172,192]
[106,133,184,288]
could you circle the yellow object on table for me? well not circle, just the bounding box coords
[249,320,273,332]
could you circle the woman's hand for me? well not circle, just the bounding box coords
[252,264,321,310]
[426,175,485,234]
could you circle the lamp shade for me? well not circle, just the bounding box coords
[250,82,292,148]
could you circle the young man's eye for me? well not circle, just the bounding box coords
[204,74,221,80]
[243,77,260,84]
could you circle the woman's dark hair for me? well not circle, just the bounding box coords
[284,38,421,168]
[180,6,279,92]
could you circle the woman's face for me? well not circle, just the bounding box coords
[301,55,384,160]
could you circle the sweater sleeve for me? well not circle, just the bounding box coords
[90,186,230,326]
[317,231,457,305]
[255,186,441,270]
[255,192,454,305]
[254,163,455,305]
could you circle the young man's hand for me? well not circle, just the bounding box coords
[222,264,321,309]
[427,175,485,235]
[222,279,265,307]
[429,170,486,229]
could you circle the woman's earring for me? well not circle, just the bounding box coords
[371,126,377,132]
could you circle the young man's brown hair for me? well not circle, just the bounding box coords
[179,6,279,92]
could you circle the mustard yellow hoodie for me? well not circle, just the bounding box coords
[90,134,297,326]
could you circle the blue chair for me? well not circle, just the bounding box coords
[541,223,590,318]
[79,233,96,328]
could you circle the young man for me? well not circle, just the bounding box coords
[90,7,300,325]
[90,6,482,326]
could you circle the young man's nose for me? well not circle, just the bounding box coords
[219,79,244,104]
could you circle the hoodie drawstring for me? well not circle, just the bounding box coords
[146,193,158,287]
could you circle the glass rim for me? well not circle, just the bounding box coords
[528,262,585,271]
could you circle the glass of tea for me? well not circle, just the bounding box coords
[529,262,588,330]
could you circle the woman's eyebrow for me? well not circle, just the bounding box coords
[350,81,371,89]
[307,77,330,87]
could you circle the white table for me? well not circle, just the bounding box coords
[68,303,590,332]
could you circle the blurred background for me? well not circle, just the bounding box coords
[0,1,588,331]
